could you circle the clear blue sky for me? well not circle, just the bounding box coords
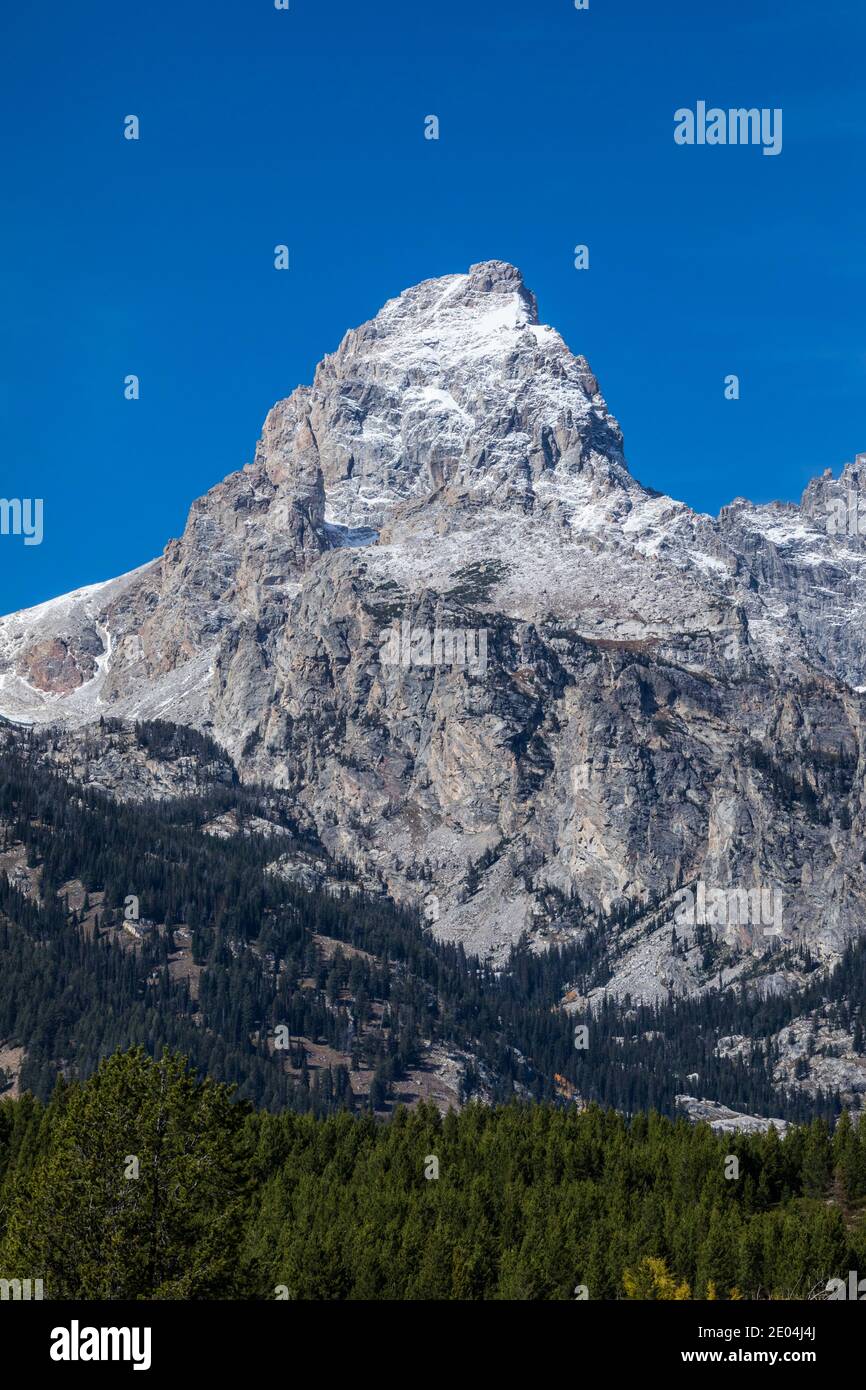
[1,0,863,613]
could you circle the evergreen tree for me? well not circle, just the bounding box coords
[1,1048,251,1298]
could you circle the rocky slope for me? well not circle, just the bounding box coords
[1,259,865,1009]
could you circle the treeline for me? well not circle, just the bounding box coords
[1,1049,865,1300]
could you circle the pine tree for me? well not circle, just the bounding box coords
[1,1048,251,1298]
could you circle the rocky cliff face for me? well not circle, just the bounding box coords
[1,260,865,1001]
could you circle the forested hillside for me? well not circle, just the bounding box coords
[0,722,863,1122]
[1,1049,864,1301]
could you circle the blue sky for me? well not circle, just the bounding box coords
[1,0,863,612]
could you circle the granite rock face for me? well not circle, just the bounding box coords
[1,261,865,1000]
[674,1096,789,1137]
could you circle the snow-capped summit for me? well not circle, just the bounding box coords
[259,259,632,533]
[1,264,866,977]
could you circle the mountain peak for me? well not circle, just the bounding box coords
[325,259,540,373]
[5,268,866,990]
[291,261,621,531]
[422,258,540,327]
